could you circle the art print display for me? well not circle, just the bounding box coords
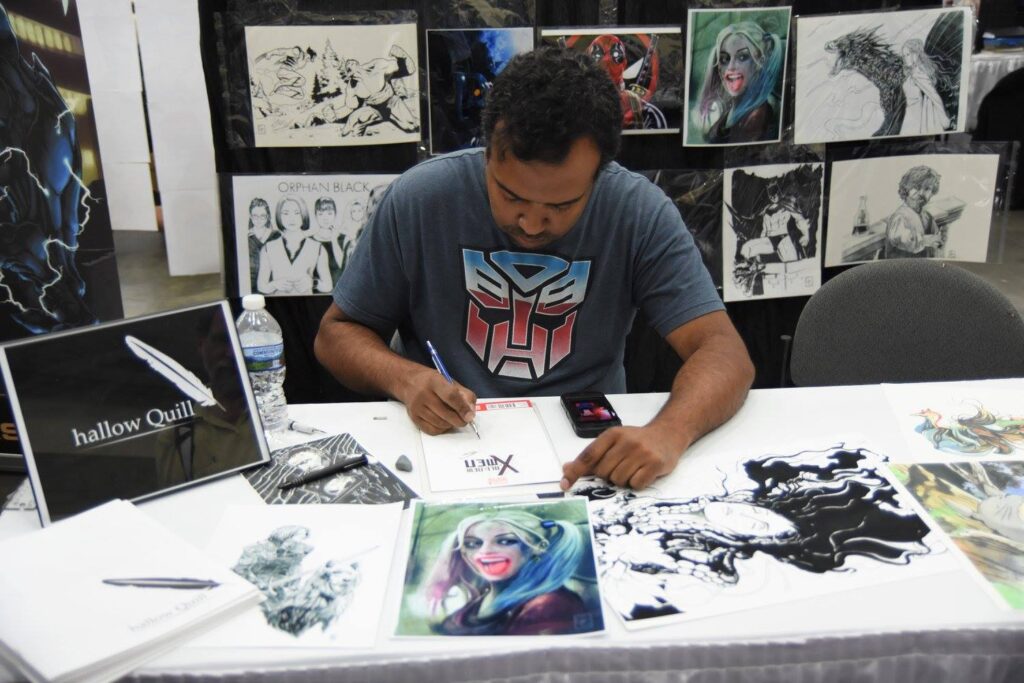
[539,27,683,135]
[824,154,999,266]
[684,7,791,147]
[883,380,1024,462]
[794,7,971,144]
[889,461,1024,609]
[420,400,563,493]
[232,174,397,296]
[246,432,417,505]
[641,169,723,287]
[0,302,270,524]
[396,499,605,636]
[427,28,533,155]
[722,162,823,302]
[0,2,122,341]
[195,504,404,647]
[589,445,952,628]
[245,23,420,147]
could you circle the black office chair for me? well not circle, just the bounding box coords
[789,259,1024,386]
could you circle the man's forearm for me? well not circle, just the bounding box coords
[313,319,427,401]
[648,332,754,454]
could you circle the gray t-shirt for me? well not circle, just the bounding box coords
[333,148,723,398]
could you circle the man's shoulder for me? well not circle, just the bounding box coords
[595,162,669,206]
[395,148,484,192]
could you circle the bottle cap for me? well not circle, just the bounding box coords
[242,294,266,311]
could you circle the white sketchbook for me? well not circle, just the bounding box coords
[420,399,563,493]
[0,500,261,683]
[193,503,403,649]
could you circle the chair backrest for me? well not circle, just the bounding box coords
[790,259,1024,386]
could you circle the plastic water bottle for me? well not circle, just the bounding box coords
[236,294,287,433]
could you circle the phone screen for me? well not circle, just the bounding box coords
[570,398,618,423]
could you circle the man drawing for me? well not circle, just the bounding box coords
[884,166,943,259]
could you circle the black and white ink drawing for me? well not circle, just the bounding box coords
[589,445,946,627]
[794,7,970,144]
[245,433,418,505]
[232,174,397,296]
[234,525,361,636]
[722,162,823,302]
[197,504,404,648]
[641,170,723,288]
[245,24,420,148]
[824,154,999,266]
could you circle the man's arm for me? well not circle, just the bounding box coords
[313,303,477,435]
[560,310,754,490]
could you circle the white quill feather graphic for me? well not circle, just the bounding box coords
[124,335,219,408]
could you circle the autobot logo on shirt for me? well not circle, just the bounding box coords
[462,249,591,380]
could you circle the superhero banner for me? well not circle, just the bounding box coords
[0,1,125,465]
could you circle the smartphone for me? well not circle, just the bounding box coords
[560,392,622,438]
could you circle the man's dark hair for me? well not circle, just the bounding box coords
[482,47,621,167]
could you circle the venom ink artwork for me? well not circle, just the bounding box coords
[589,446,936,625]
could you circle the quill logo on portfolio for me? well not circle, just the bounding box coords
[67,336,219,448]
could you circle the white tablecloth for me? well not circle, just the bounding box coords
[2,385,1023,683]
[967,51,1024,130]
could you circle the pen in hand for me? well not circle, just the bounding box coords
[425,340,480,439]
[278,454,369,490]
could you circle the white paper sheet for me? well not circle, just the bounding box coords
[91,91,151,163]
[245,24,420,148]
[824,154,999,266]
[421,400,563,493]
[194,503,403,649]
[794,7,972,144]
[104,163,157,232]
[231,174,398,296]
[722,162,824,303]
[0,500,260,683]
[882,379,1024,463]
[588,442,960,630]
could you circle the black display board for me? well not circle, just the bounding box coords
[194,0,1000,396]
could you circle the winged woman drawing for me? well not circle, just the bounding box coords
[824,11,963,137]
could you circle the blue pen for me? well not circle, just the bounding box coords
[426,340,481,439]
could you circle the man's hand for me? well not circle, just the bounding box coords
[399,366,478,436]
[560,423,686,491]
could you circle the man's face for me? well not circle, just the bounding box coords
[485,134,601,250]
[907,184,936,212]
[315,207,336,229]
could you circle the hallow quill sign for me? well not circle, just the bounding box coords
[0,301,270,525]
